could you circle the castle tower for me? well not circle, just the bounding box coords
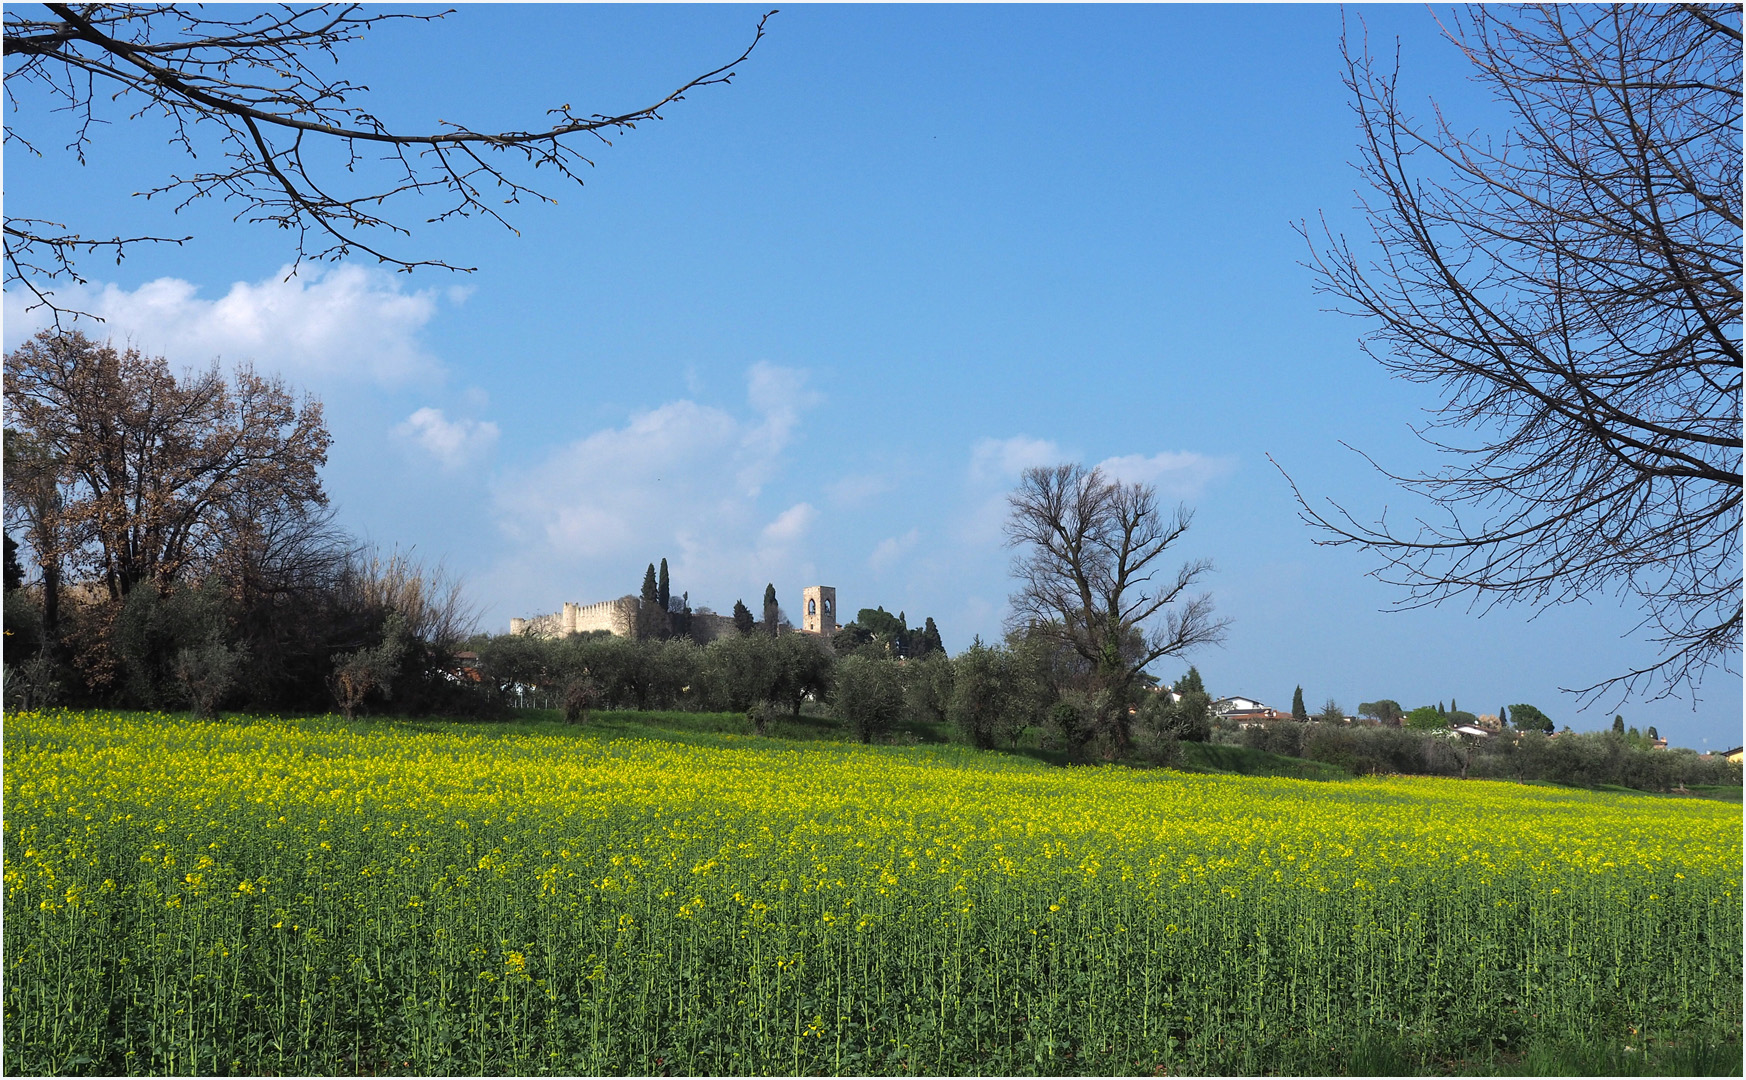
[801,586,837,635]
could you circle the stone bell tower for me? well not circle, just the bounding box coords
[801,585,837,635]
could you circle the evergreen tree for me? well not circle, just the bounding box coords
[732,599,755,636]
[1499,704,1508,728]
[1437,701,1446,715]
[1175,666,1207,696]
[1508,703,1554,733]
[1612,714,1626,736]
[1450,697,1458,714]
[1291,685,1308,721]
[657,558,670,611]
[762,583,779,638]
[1647,725,1659,742]
[916,616,945,657]
[637,564,665,640]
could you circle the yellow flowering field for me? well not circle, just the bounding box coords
[4,710,1740,1074]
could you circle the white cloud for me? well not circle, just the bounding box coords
[958,435,1064,547]
[3,263,446,385]
[869,528,920,572]
[969,435,1063,484]
[741,361,823,493]
[488,364,820,610]
[762,503,817,544]
[395,407,499,469]
[1095,450,1236,497]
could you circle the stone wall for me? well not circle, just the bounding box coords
[510,589,830,644]
[511,595,638,639]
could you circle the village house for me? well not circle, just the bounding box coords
[1212,696,1285,725]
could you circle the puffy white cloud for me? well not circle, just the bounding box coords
[1095,450,1236,497]
[3,264,446,385]
[761,503,817,544]
[869,528,920,572]
[488,364,821,610]
[969,435,1064,484]
[395,407,499,469]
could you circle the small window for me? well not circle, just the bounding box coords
[808,598,817,616]
[823,599,833,616]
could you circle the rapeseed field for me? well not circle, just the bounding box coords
[4,709,1740,1075]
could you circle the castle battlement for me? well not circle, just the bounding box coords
[510,595,639,639]
[510,585,837,643]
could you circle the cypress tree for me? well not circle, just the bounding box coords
[1450,697,1458,714]
[657,558,670,611]
[1612,714,1626,735]
[916,616,945,657]
[732,599,755,636]
[1499,705,1508,728]
[763,583,779,637]
[1291,686,1307,721]
[638,564,663,640]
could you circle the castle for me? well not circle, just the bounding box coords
[511,585,837,641]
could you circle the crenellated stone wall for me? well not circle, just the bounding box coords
[511,595,639,639]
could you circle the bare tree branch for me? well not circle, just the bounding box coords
[4,4,776,317]
[1289,5,1741,707]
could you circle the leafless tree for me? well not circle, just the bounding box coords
[335,545,478,660]
[3,4,774,315]
[1005,463,1227,750]
[1291,4,1741,703]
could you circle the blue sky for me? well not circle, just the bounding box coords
[6,4,1739,749]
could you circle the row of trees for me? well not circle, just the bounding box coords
[1278,689,1563,735]
[464,622,1216,760]
[3,331,480,720]
[1238,720,1737,791]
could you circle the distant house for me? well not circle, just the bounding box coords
[1213,696,1285,725]
[445,651,483,686]
[1451,724,1491,739]
[1724,746,1744,764]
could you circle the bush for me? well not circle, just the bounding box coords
[1131,723,1183,768]
[834,656,905,744]
[948,643,1005,749]
[699,633,779,713]
[174,638,247,719]
[1042,692,1097,757]
[2,655,60,711]
[903,652,953,730]
[1136,688,1213,744]
[328,615,408,720]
